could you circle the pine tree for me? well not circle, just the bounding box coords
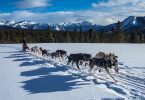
[127,34,131,43]
[130,32,136,43]
[73,27,78,42]
[139,33,144,43]
[116,21,125,43]
[47,26,54,42]
[80,26,84,42]
[135,34,140,43]
[99,31,104,42]
[64,32,71,42]
[88,29,93,42]
[111,27,117,42]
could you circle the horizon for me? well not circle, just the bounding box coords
[0,0,145,25]
[0,16,143,26]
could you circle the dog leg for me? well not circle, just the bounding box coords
[67,59,71,65]
[104,67,117,82]
[89,62,94,75]
[76,61,80,69]
[72,60,74,66]
[114,67,119,73]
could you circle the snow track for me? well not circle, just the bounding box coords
[1,44,145,100]
[22,50,133,99]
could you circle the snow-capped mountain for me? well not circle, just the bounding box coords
[51,21,102,31]
[0,16,145,32]
[122,16,145,30]
[122,16,137,27]
[0,20,101,31]
[98,16,145,32]
[0,20,49,30]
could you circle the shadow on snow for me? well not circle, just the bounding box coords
[21,74,88,94]
[21,66,89,94]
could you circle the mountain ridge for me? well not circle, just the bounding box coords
[0,16,145,32]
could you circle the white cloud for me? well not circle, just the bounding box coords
[90,0,145,24]
[92,0,145,11]
[0,9,145,25]
[16,0,51,8]
[0,11,77,24]
[91,3,98,8]
[93,0,141,7]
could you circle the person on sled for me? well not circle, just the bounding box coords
[22,38,29,52]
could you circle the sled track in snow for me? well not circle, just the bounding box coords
[25,52,131,99]
[114,70,145,99]
[3,45,145,99]
[93,65,145,99]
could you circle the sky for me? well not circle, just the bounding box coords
[0,0,145,25]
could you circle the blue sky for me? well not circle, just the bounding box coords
[0,0,105,12]
[0,0,145,25]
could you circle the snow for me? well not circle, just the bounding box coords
[18,21,36,26]
[5,21,16,25]
[21,26,27,29]
[33,26,38,29]
[132,16,136,25]
[0,21,16,26]
[122,16,135,27]
[0,43,145,100]
[0,21,5,25]
[0,20,98,31]
[55,26,60,31]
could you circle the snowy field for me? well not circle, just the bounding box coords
[0,43,145,100]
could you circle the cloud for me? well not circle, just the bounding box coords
[15,0,52,8]
[90,0,145,24]
[0,11,77,24]
[92,0,145,11]
[0,9,145,25]
[91,3,98,8]
[92,0,141,7]
[0,0,145,25]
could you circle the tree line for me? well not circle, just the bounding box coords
[0,21,144,43]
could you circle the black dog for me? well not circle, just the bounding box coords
[42,49,50,57]
[56,50,67,59]
[80,53,92,65]
[67,53,92,69]
[50,52,58,59]
[89,57,117,82]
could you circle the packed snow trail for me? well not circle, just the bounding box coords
[0,44,121,100]
[28,50,129,99]
[0,44,145,100]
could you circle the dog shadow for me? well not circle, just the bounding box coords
[4,51,27,58]
[21,66,89,94]
[19,59,45,67]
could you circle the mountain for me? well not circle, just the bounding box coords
[51,21,102,31]
[0,20,102,31]
[0,20,49,30]
[97,16,145,32]
[0,16,145,33]
[122,16,145,33]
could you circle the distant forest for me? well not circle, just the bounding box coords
[0,21,144,43]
